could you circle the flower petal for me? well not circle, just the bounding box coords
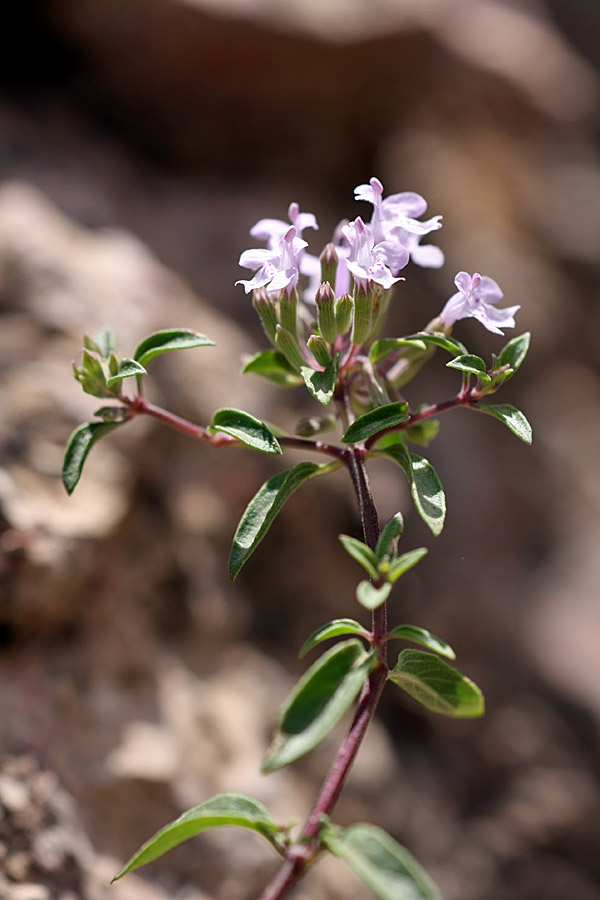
[410,242,445,268]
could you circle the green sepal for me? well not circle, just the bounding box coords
[320,821,442,900]
[404,419,440,447]
[375,442,446,536]
[62,421,124,495]
[386,625,455,660]
[476,404,532,444]
[342,402,409,444]
[369,337,428,364]
[228,460,340,580]
[499,331,530,378]
[241,350,303,388]
[299,618,369,659]
[386,548,428,583]
[375,512,404,562]
[133,328,214,367]
[106,357,147,389]
[262,640,374,772]
[300,353,340,407]
[356,580,392,611]
[388,649,484,718]
[406,332,468,356]
[447,354,491,384]
[210,408,282,455]
[338,535,380,580]
[112,793,285,881]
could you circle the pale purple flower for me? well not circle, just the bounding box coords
[354,177,444,269]
[250,202,318,248]
[342,216,404,291]
[236,225,308,295]
[440,272,520,335]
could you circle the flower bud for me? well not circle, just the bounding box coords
[319,242,338,288]
[274,324,304,371]
[352,284,372,345]
[307,334,331,368]
[315,282,336,343]
[279,288,298,338]
[335,293,353,336]
[252,289,278,343]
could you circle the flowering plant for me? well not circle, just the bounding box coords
[63,177,531,900]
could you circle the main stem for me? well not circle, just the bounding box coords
[258,449,388,900]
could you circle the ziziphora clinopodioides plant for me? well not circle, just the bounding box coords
[63,176,531,900]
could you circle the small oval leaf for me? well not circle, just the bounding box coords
[387,548,428,583]
[389,649,484,718]
[386,625,455,660]
[356,581,392,611]
[133,329,214,367]
[369,338,428,364]
[406,332,468,356]
[300,353,339,407]
[375,513,404,562]
[447,354,491,384]
[62,421,124,495]
[499,331,530,376]
[106,357,147,388]
[342,402,409,444]
[242,350,302,388]
[299,619,369,659]
[262,640,373,772]
[477,404,532,444]
[210,408,282,454]
[320,821,442,900]
[229,461,339,580]
[338,535,380,580]
[377,443,446,536]
[112,793,284,881]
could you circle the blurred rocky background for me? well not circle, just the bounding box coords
[1,0,600,898]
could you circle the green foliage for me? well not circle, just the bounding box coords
[338,535,380,580]
[106,357,147,389]
[386,548,429,583]
[404,419,440,447]
[406,332,468,356]
[72,349,113,398]
[499,331,530,378]
[386,625,455,660]
[112,794,285,881]
[262,640,374,772]
[300,353,340,406]
[376,442,446,535]
[229,461,340,580]
[294,414,337,437]
[447,354,491,384]
[342,402,409,444]
[388,649,484,718]
[299,619,369,659]
[133,328,214,367]
[356,581,392,611]
[210,408,282,454]
[477,404,532,444]
[242,350,303,388]
[62,421,124,495]
[375,513,404,562]
[320,821,442,900]
[368,337,428,364]
[87,327,115,358]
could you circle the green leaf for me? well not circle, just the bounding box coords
[406,332,468,356]
[300,353,339,407]
[320,821,442,900]
[499,331,530,378]
[446,354,491,384]
[386,625,455,660]
[375,513,404,562]
[210,408,282,455]
[94,406,129,423]
[388,649,484,718]
[356,580,392,611]
[477,404,532,444]
[377,443,446,536]
[133,329,214,367]
[386,548,428,583]
[112,793,284,881]
[62,421,124,495]
[342,402,409,444]
[106,357,147,389]
[299,619,369,659]
[262,640,373,772]
[242,350,302,388]
[228,461,338,580]
[93,327,115,358]
[369,338,428,364]
[404,419,440,447]
[338,535,380,580]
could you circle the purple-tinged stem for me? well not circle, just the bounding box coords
[364,390,477,450]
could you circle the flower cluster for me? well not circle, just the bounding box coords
[237,177,519,338]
